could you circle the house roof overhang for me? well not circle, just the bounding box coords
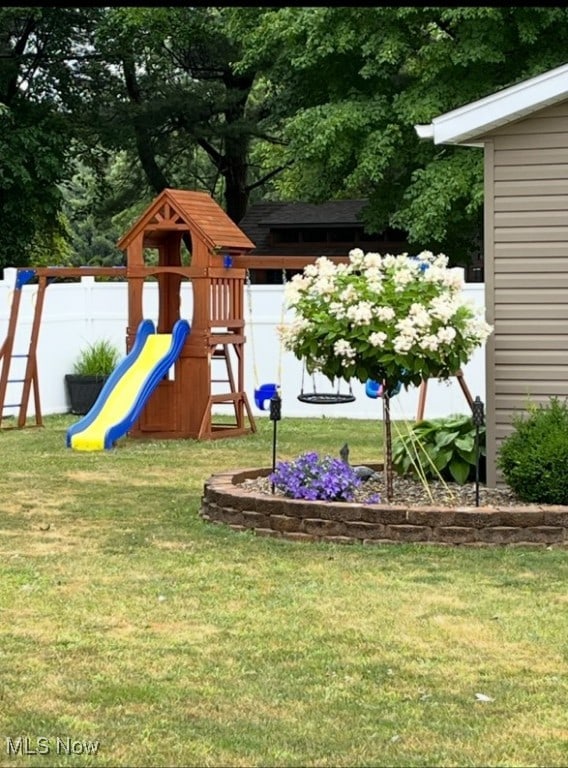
[415,61,568,146]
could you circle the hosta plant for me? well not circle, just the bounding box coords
[392,413,486,485]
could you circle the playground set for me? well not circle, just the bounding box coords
[0,189,474,450]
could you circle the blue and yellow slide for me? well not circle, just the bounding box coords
[66,318,190,451]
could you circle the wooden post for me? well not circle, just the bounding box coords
[18,276,48,427]
[416,369,475,422]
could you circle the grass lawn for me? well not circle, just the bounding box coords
[0,414,566,767]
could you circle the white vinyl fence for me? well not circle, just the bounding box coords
[0,267,487,422]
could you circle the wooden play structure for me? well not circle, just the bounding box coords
[117,188,259,440]
[0,188,475,439]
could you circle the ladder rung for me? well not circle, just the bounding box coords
[3,404,21,408]
[8,379,25,383]
[12,354,29,358]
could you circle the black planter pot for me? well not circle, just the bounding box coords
[65,374,108,416]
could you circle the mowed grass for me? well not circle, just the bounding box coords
[0,414,566,768]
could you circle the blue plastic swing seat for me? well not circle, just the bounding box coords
[365,379,402,399]
[254,383,279,411]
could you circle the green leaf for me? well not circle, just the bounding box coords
[455,435,474,452]
[435,431,460,448]
[433,449,452,471]
[448,457,471,484]
[457,448,476,465]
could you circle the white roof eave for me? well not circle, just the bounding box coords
[415,61,568,146]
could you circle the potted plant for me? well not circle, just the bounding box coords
[65,339,121,415]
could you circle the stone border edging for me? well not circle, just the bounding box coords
[200,467,568,547]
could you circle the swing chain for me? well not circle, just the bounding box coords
[245,269,260,389]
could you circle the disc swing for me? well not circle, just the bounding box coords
[297,367,356,405]
[245,268,286,411]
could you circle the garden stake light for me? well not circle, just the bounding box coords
[472,396,485,507]
[269,388,282,494]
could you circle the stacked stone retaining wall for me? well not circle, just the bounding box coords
[200,467,568,547]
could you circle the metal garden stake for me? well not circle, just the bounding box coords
[269,388,282,494]
[472,396,485,507]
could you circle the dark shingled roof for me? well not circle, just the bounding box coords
[238,200,371,252]
[261,199,368,226]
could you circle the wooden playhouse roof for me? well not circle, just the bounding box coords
[117,189,255,252]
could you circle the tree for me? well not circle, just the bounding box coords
[231,6,568,264]
[75,7,285,225]
[279,251,492,498]
[60,161,125,267]
[0,7,100,271]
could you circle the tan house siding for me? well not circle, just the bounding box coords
[483,102,568,484]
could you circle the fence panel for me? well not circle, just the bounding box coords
[0,268,486,421]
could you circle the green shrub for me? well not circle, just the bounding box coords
[392,413,486,485]
[72,339,121,376]
[497,397,568,504]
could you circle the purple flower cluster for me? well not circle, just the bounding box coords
[269,451,362,502]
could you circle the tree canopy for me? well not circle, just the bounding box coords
[231,6,568,263]
[3,7,568,271]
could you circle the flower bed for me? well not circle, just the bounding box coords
[200,467,568,547]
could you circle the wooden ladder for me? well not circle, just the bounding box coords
[207,340,256,435]
[0,270,47,429]
[197,334,256,439]
[210,343,239,424]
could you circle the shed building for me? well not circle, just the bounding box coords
[416,62,568,486]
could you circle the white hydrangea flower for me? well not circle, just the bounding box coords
[432,253,449,268]
[392,268,414,290]
[315,256,338,277]
[329,301,347,320]
[421,334,441,352]
[395,317,419,340]
[369,331,387,347]
[429,296,458,322]
[348,248,365,267]
[442,267,465,291]
[436,326,457,345]
[464,317,493,342]
[334,339,356,359]
[408,302,432,329]
[393,334,414,354]
[340,285,358,303]
[304,264,318,278]
[346,301,374,326]
[314,276,335,295]
[375,305,395,322]
[363,252,382,269]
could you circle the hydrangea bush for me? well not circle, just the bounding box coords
[278,249,493,498]
[279,249,492,390]
[269,452,362,502]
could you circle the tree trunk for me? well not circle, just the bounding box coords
[225,147,249,223]
[122,54,170,194]
[221,68,254,223]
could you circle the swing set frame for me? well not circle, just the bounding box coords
[0,189,471,438]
